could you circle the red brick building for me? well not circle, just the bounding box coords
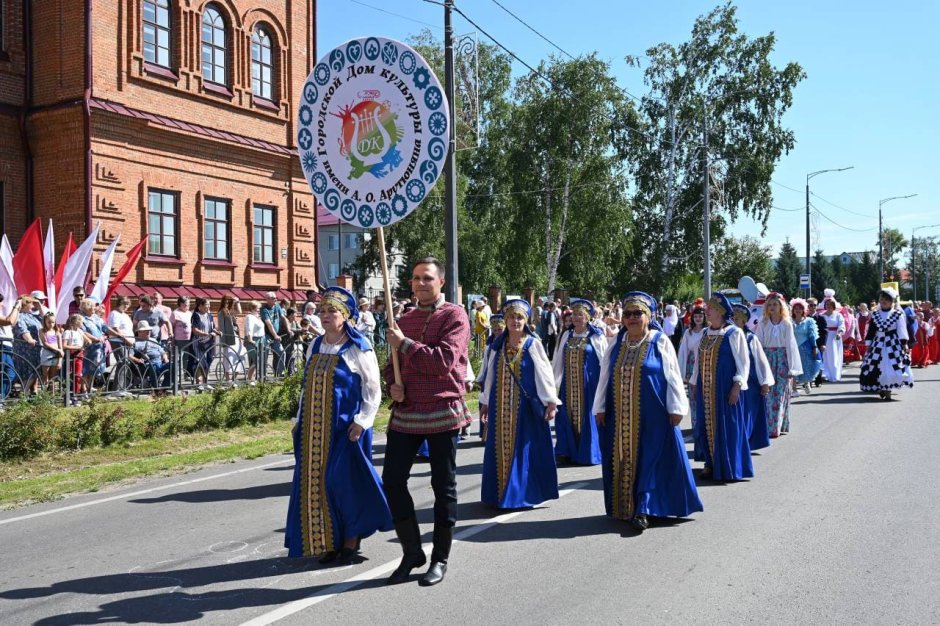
[0,0,319,301]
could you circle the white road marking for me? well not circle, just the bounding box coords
[240,481,590,626]
[0,457,294,526]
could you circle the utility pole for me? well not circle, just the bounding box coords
[442,0,459,303]
[702,117,711,298]
[806,167,853,297]
[878,194,917,283]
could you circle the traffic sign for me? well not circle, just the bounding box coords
[799,273,810,289]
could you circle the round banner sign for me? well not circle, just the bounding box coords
[297,37,450,229]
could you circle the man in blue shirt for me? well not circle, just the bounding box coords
[260,291,288,378]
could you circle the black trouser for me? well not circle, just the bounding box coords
[383,429,459,527]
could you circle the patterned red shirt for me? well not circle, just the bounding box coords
[385,297,472,434]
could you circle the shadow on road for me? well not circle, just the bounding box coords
[129,481,291,504]
[0,557,387,625]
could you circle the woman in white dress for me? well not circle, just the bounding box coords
[820,293,845,382]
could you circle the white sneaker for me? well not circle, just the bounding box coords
[792,388,800,397]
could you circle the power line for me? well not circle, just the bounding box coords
[811,204,876,233]
[351,0,443,29]
[487,0,575,60]
[771,178,803,194]
[810,191,873,218]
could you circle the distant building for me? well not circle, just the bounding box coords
[1,1,320,301]
[317,205,404,299]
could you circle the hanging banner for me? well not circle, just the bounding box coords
[296,37,450,228]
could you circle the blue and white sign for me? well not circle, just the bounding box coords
[297,37,450,229]
[799,273,810,289]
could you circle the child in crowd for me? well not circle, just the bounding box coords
[38,312,63,392]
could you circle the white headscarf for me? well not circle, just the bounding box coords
[663,304,679,336]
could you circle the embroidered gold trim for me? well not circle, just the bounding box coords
[698,333,724,461]
[611,335,652,520]
[300,351,338,557]
[564,336,588,440]
[494,344,520,501]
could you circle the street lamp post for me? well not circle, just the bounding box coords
[806,167,853,296]
[912,223,940,300]
[878,194,918,282]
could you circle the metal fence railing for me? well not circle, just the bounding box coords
[0,335,305,407]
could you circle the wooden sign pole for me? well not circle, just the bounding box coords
[376,226,402,386]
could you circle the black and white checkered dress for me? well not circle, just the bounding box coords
[859,308,914,392]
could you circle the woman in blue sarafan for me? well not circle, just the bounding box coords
[284,287,392,564]
[731,304,774,451]
[592,292,702,533]
[551,299,606,465]
[689,292,753,481]
[480,299,561,509]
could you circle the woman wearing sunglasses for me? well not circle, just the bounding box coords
[592,292,701,533]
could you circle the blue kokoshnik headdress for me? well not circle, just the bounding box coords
[568,298,600,336]
[491,299,535,352]
[320,286,371,351]
[621,291,663,332]
[731,303,752,330]
[707,291,734,324]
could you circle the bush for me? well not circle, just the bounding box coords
[0,393,58,460]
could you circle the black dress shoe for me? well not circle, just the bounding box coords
[629,514,649,533]
[419,560,447,586]
[317,551,338,564]
[337,546,360,565]
[387,552,427,585]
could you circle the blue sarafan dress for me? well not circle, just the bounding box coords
[793,317,821,385]
[481,335,561,509]
[593,330,702,520]
[692,325,753,481]
[284,334,392,558]
[551,328,606,465]
[742,332,773,451]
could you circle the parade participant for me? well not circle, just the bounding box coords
[662,303,684,352]
[475,313,505,441]
[551,299,606,466]
[910,311,933,368]
[860,287,913,400]
[356,297,376,347]
[732,305,773,450]
[592,291,702,533]
[807,297,828,387]
[755,292,802,438]
[856,303,871,358]
[14,294,45,394]
[790,298,821,395]
[284,287,391,565]
[677,305,706,427]
[689,292,752,481]
[820,292,846,382]
[480,299,560,509]
[930,308,940,365]
[383,258,472,587]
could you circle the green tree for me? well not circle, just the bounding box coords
[615,2,805,293]
[503,54,633,294]
[712,235,773,290]
[879,227,908,281]
[810,249,835,301]
[773,239,802,298]
[850,251,881,304]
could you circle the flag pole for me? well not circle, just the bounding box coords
[375,226,402,386]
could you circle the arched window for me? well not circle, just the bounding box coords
[201,5,226,85]
[251,26,274,100]
[142,0,171,67]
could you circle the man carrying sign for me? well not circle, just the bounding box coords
[383,257,471,587]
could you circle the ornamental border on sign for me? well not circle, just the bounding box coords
[296,37,449,229]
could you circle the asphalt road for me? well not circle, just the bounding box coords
[2,362,939,625]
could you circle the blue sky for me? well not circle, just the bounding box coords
[318,0,939,259]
